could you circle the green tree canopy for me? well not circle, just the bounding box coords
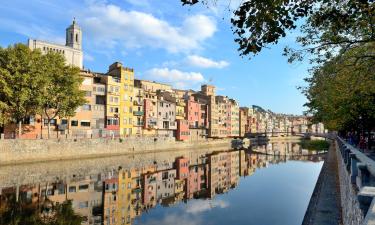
[0,44,86,138]
[302,43,375,132]
[39,51,86,138]
[181,0,375,63]
[0,44,45,136]
[0,196,83,225]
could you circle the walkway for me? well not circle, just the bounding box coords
[302,141,343,225]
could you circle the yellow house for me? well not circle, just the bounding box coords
[132,86,144,136]
[118,169,133,225]
[107,62,134,137]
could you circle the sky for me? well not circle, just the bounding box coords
[0,0,311,115]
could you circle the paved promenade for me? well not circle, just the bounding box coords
[302,141,343,225]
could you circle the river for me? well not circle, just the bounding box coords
[0,140,324,225]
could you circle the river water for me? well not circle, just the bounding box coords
[0,140,324,225]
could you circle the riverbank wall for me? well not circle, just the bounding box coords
[0,137,232,165]
[303,136,369,225]
[335,139,364,225]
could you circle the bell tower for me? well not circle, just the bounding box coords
[66,18,82,50]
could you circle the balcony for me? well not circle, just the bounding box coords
[134,121,144,126]
[133,111,144,116]
[135,92,143,97]
[177,101,186,107]
[176,112,185,117]
[133,100,144,106]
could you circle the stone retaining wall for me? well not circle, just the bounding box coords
[0,137,232,165]
[336,139,365,225]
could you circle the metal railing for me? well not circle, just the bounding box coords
[133,111,144,116]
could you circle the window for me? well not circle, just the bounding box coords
[44,119,55,126]
[61,119,68,125]
[107,118,119,126]
[82,104,91,111]
[71,120,78,126]
[110,107,119,113]
[79,184,89,191]
[81,121,91,127]
[69,186,76,193]
[76,33,79,42]
[85,91,91,97]
[79,201,88,209]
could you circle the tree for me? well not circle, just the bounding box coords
[0,44,44,138]
[0,196,82,225]
[0,44,86,139]
[302,43,375,132]
[181,0,375,63]
[39,52,86,139]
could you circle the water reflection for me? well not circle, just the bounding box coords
[0,141,324,225]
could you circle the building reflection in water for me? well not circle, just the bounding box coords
[0,142,324,225]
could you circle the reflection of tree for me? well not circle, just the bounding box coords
[0,196,82,225]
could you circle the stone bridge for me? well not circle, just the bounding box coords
[245,131,322,139]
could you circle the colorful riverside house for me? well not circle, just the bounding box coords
[132,86,144,136]
[143,98,158,136]
[106,62,134,137]
[187,164,208,199]
[103,177,119,225]
[156,92,177,138]
[176,119,189,141]
[193,85,219,138]
[100,65,121,137]
[142,171,158,208]
[229,99,240,137]
[239,107,249,137]
[134,79,172,136]
[215,95,230,138]
[66,70,94,138]
[117,169,133,225]
[3,70,97,139]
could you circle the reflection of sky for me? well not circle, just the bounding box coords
[134,161,323,225]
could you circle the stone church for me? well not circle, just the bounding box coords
[28,19,83,69]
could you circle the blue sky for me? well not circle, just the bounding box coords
[0,0,310,114]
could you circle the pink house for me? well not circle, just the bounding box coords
[143,172,157,207]
[185,96,201,128]
[176,119,189,141]
[175,157,190,179]
[187,164,207,199]
[144,99,157,129]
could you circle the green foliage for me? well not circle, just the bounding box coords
[302,43,375,132]
[0,197,83,225]
[181,0,375,62]
[0,44,86,136]
[0,44,44,125]
[300,139,330,151]
[39,51,86,136]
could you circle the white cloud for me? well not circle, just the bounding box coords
[80,2,217,53]
[84,52,95,62]
[186,199,229,214]
[145,68,205,89]
[186,55,229,68]
[142,214,202,225]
